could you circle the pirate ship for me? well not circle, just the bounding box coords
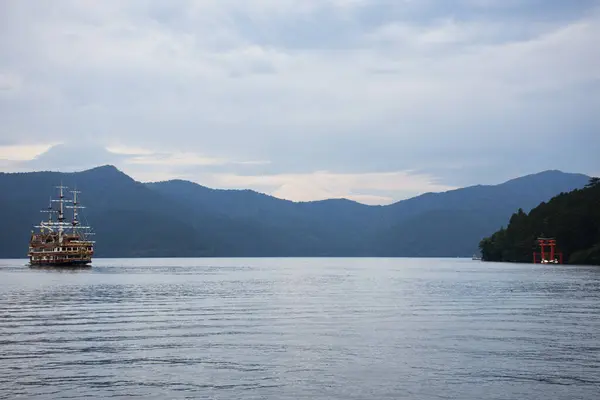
[28,185,95,266]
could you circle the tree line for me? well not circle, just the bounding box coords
[479,177,600,265]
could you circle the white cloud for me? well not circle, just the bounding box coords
[0,144,57,161]
[205,170,456,204]
[0,0,598,198]
[105,145,155,156]
[0,72,22,92]
[125,153,229,167]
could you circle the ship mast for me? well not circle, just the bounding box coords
[58,184,65,240]
[48,197,53,225]
[39,197,54,233]
[49,184,71,243]
[70,190,80,230]
[34,185,94,242]
[65,188,91,239]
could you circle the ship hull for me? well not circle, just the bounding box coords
[29,259,91,267]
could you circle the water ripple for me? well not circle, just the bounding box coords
[1,258,599,399]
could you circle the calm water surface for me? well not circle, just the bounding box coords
[1,258,599,399]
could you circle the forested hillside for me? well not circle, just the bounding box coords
[479,178,600,265]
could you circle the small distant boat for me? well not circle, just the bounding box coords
[540,259,559,264]
[472,254,482,260]
[28,185,95,267]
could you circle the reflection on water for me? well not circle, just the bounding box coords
[1,258,599,400]
[28,265,93,273]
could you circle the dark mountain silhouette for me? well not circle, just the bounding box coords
[0,166,589,258]
[369,170,591,256]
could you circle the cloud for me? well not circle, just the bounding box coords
[0,143,126,172]
[0,0,598,201]
[198,170,456,205]
[0,72,22,92]
[0,143,56,161]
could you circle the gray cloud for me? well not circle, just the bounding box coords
[0,0,599,203]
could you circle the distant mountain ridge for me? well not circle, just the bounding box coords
[0,166,590,258]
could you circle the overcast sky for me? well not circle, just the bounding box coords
[1,0,599,204]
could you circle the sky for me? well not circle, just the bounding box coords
[0,0,599,205]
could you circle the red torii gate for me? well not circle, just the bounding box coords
[533,237,563,264]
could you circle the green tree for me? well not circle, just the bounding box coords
[585,177,600,188]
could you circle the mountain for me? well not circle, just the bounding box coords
[0,166,590,258]
[479,178,600,265]
[146,180,385,256]
[369,170,591,256]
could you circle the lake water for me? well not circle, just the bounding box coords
[1,258,599,399]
